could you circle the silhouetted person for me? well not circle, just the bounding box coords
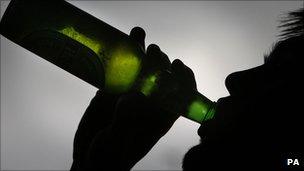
[71,8,304,171]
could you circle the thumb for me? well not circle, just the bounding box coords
[129,27,146,51]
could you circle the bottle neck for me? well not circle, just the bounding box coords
[137,70,216,124]
[185,91,216,123]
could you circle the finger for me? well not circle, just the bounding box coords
[146,44,171,72]
[171,59,186,81]
[172,59,197,90]
[171,59,184,73]
[146,44,160,56]
[181,63,197,90]
[114,92,179,138]
[129,27,146,50]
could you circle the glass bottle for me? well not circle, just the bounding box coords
[0,0,216,123]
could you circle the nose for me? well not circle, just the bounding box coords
[225,65,268,96]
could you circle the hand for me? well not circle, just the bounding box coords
[85,59,198,170]
[71,27,198,171]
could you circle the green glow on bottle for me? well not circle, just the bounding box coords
[187,99,215,123]
[58,27,102,54]
[104,47,141,93]
[58,26,141,94]
[140,74,158,96]
[57,27,214,120]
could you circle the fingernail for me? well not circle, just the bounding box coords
[130,27,146,39]
[172,59,184,67]
[147,44,160,54]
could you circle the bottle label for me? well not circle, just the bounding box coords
[20,30,105,88]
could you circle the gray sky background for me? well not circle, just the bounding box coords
[1,1,302,170]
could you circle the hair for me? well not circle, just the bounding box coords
[279,7,304,40]
[264,7,303,63]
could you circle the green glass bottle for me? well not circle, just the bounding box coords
[0,0,216,123]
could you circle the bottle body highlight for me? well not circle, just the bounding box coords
[0,0,215,123]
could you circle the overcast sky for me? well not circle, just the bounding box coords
[1,1,302,170]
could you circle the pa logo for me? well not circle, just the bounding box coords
[287,158,300,166]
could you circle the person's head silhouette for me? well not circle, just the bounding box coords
[183,8,304,170]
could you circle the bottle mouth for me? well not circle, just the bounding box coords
[203,102,216,121]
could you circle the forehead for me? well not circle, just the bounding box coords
[265,36,303,65]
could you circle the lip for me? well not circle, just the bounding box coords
[197,95,233,137]
[197,92,260,138]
